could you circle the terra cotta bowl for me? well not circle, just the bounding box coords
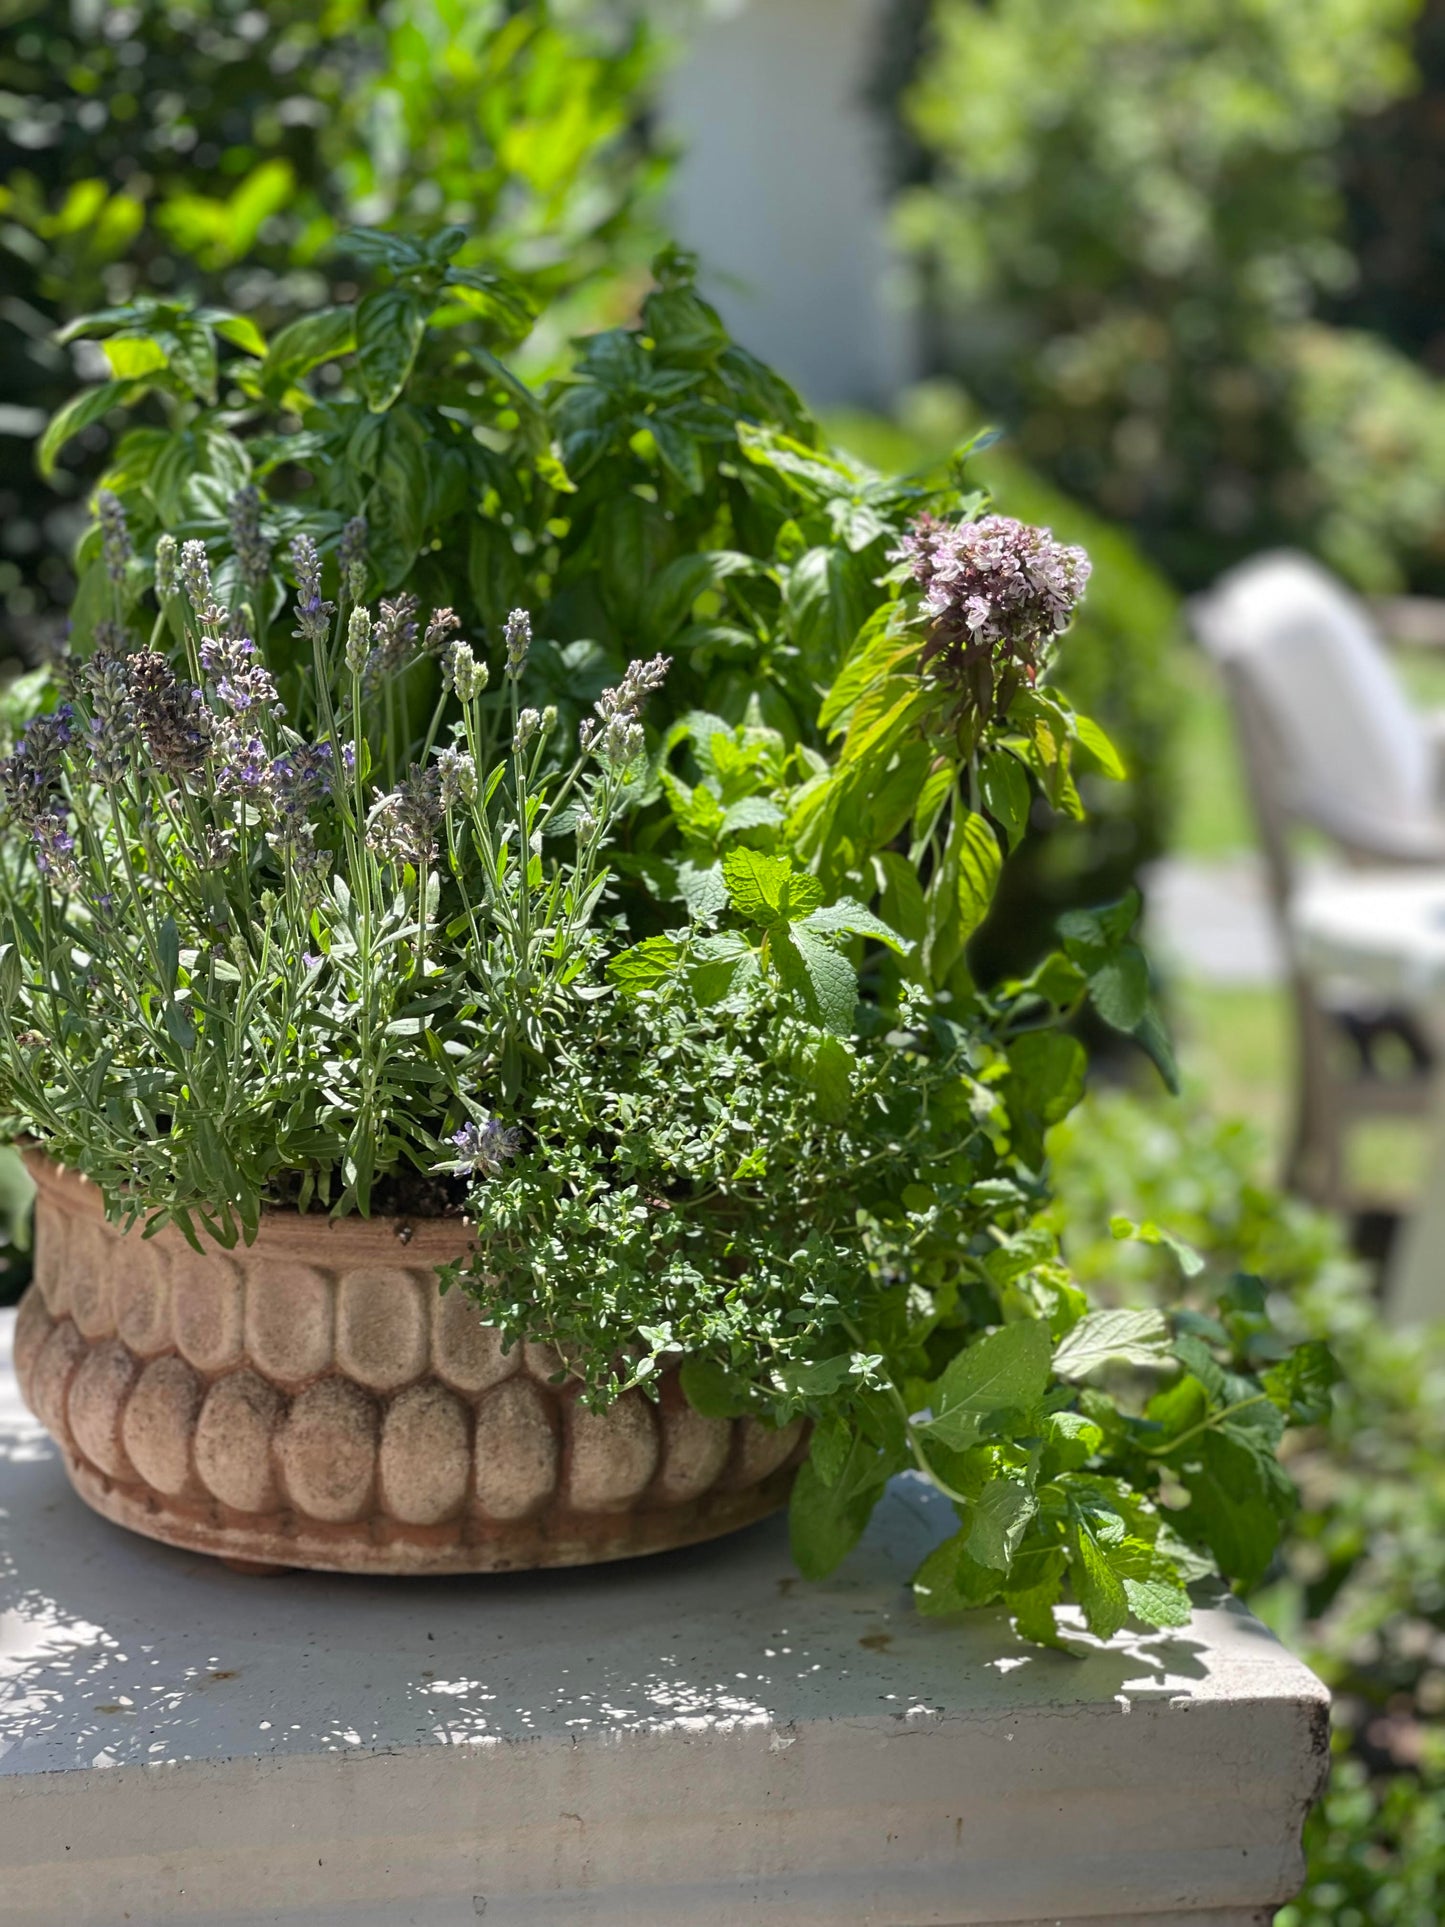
[12,1154,804,1574]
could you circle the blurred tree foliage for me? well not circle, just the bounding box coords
[0,0,664,660]
[1332,0,1445,373]
[898,0,1445,592]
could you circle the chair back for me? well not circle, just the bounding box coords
[1190,551,1435,866]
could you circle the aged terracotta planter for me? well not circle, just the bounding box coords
[12,1155,805,1574]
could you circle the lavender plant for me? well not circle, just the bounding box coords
[0,508,669,1241]
[0,491,1326,1648]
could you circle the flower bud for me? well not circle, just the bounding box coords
[346,605,372,678]
[154,533,178,603]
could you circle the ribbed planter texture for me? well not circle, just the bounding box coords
[12,1155,805,1574]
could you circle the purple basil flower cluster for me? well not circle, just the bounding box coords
[894,513,1091,696]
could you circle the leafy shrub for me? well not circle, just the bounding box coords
[1049,1083,1445,1923]
[0,271,1323,1644]
[1288,323,1445,595]
[0,0,662,654]
[899,0,1424,589]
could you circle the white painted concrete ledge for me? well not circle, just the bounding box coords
[0,1311,1328,1926]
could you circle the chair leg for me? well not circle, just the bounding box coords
[1285,973,1344,1211]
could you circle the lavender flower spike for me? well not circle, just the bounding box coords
[503,608,531,681]
[154,533,178,603]
[96,490,132,585]
[181,539,218,623]
[228,485,270,588]
[289,533,335,644]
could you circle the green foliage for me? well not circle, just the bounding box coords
[901,0,1427,589]
[1288,323,1445,594]
[42,245,964,759]
[1047,1083,1445,1921]
[0,0,664,652]
[0,253,1322,1649]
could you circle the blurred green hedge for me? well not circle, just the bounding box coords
[898,0,1445,595]
[0,0,664,660]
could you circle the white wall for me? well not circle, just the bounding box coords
[658,0,914,409]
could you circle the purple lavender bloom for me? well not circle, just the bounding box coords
[289,534,335,644]
[127,652,213,776]
[445,1113,522,1178]
[338,515,369,599]
[579,655,670,768]
[200,633,283,720]
[213,723,270,800]
[31,803,78,888]
[364,593,420,691]
[268,741,338,823]
[503,608,531,681]
[181,541,221,625]
[0,704,76,824]
[423,607,461,657]
[434,744,476,810]
[366,764,441,869]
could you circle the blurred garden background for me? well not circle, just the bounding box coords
[6,0,1445,1916]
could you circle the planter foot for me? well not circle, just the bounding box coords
[220,1557,292,1577]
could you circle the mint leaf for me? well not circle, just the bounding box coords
[968,1478,1037,1570]
[790,1029,854,1121]
[607,934,681,993]
[789,1454,883,1580]
[1005,1029,1087,1130]
[1263,1340,1339,1425]
[931,1320,1053,1434]
[798,898,911,954]
[1109,1215,1204,1278]
[721,847,791,922]
[688,931,760,1010]
[1123,1573,1192,1629]
[771,923,858,1035]
[722,847,824,923]
[912,1535,1004,1616]
[1087,941,1149,1032]
[1071,1515,1130,1640]
[1053,1307,1172,1379]
[1177,1426,1295,1587]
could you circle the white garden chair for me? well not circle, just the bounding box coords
[1189,551,1445,1210]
